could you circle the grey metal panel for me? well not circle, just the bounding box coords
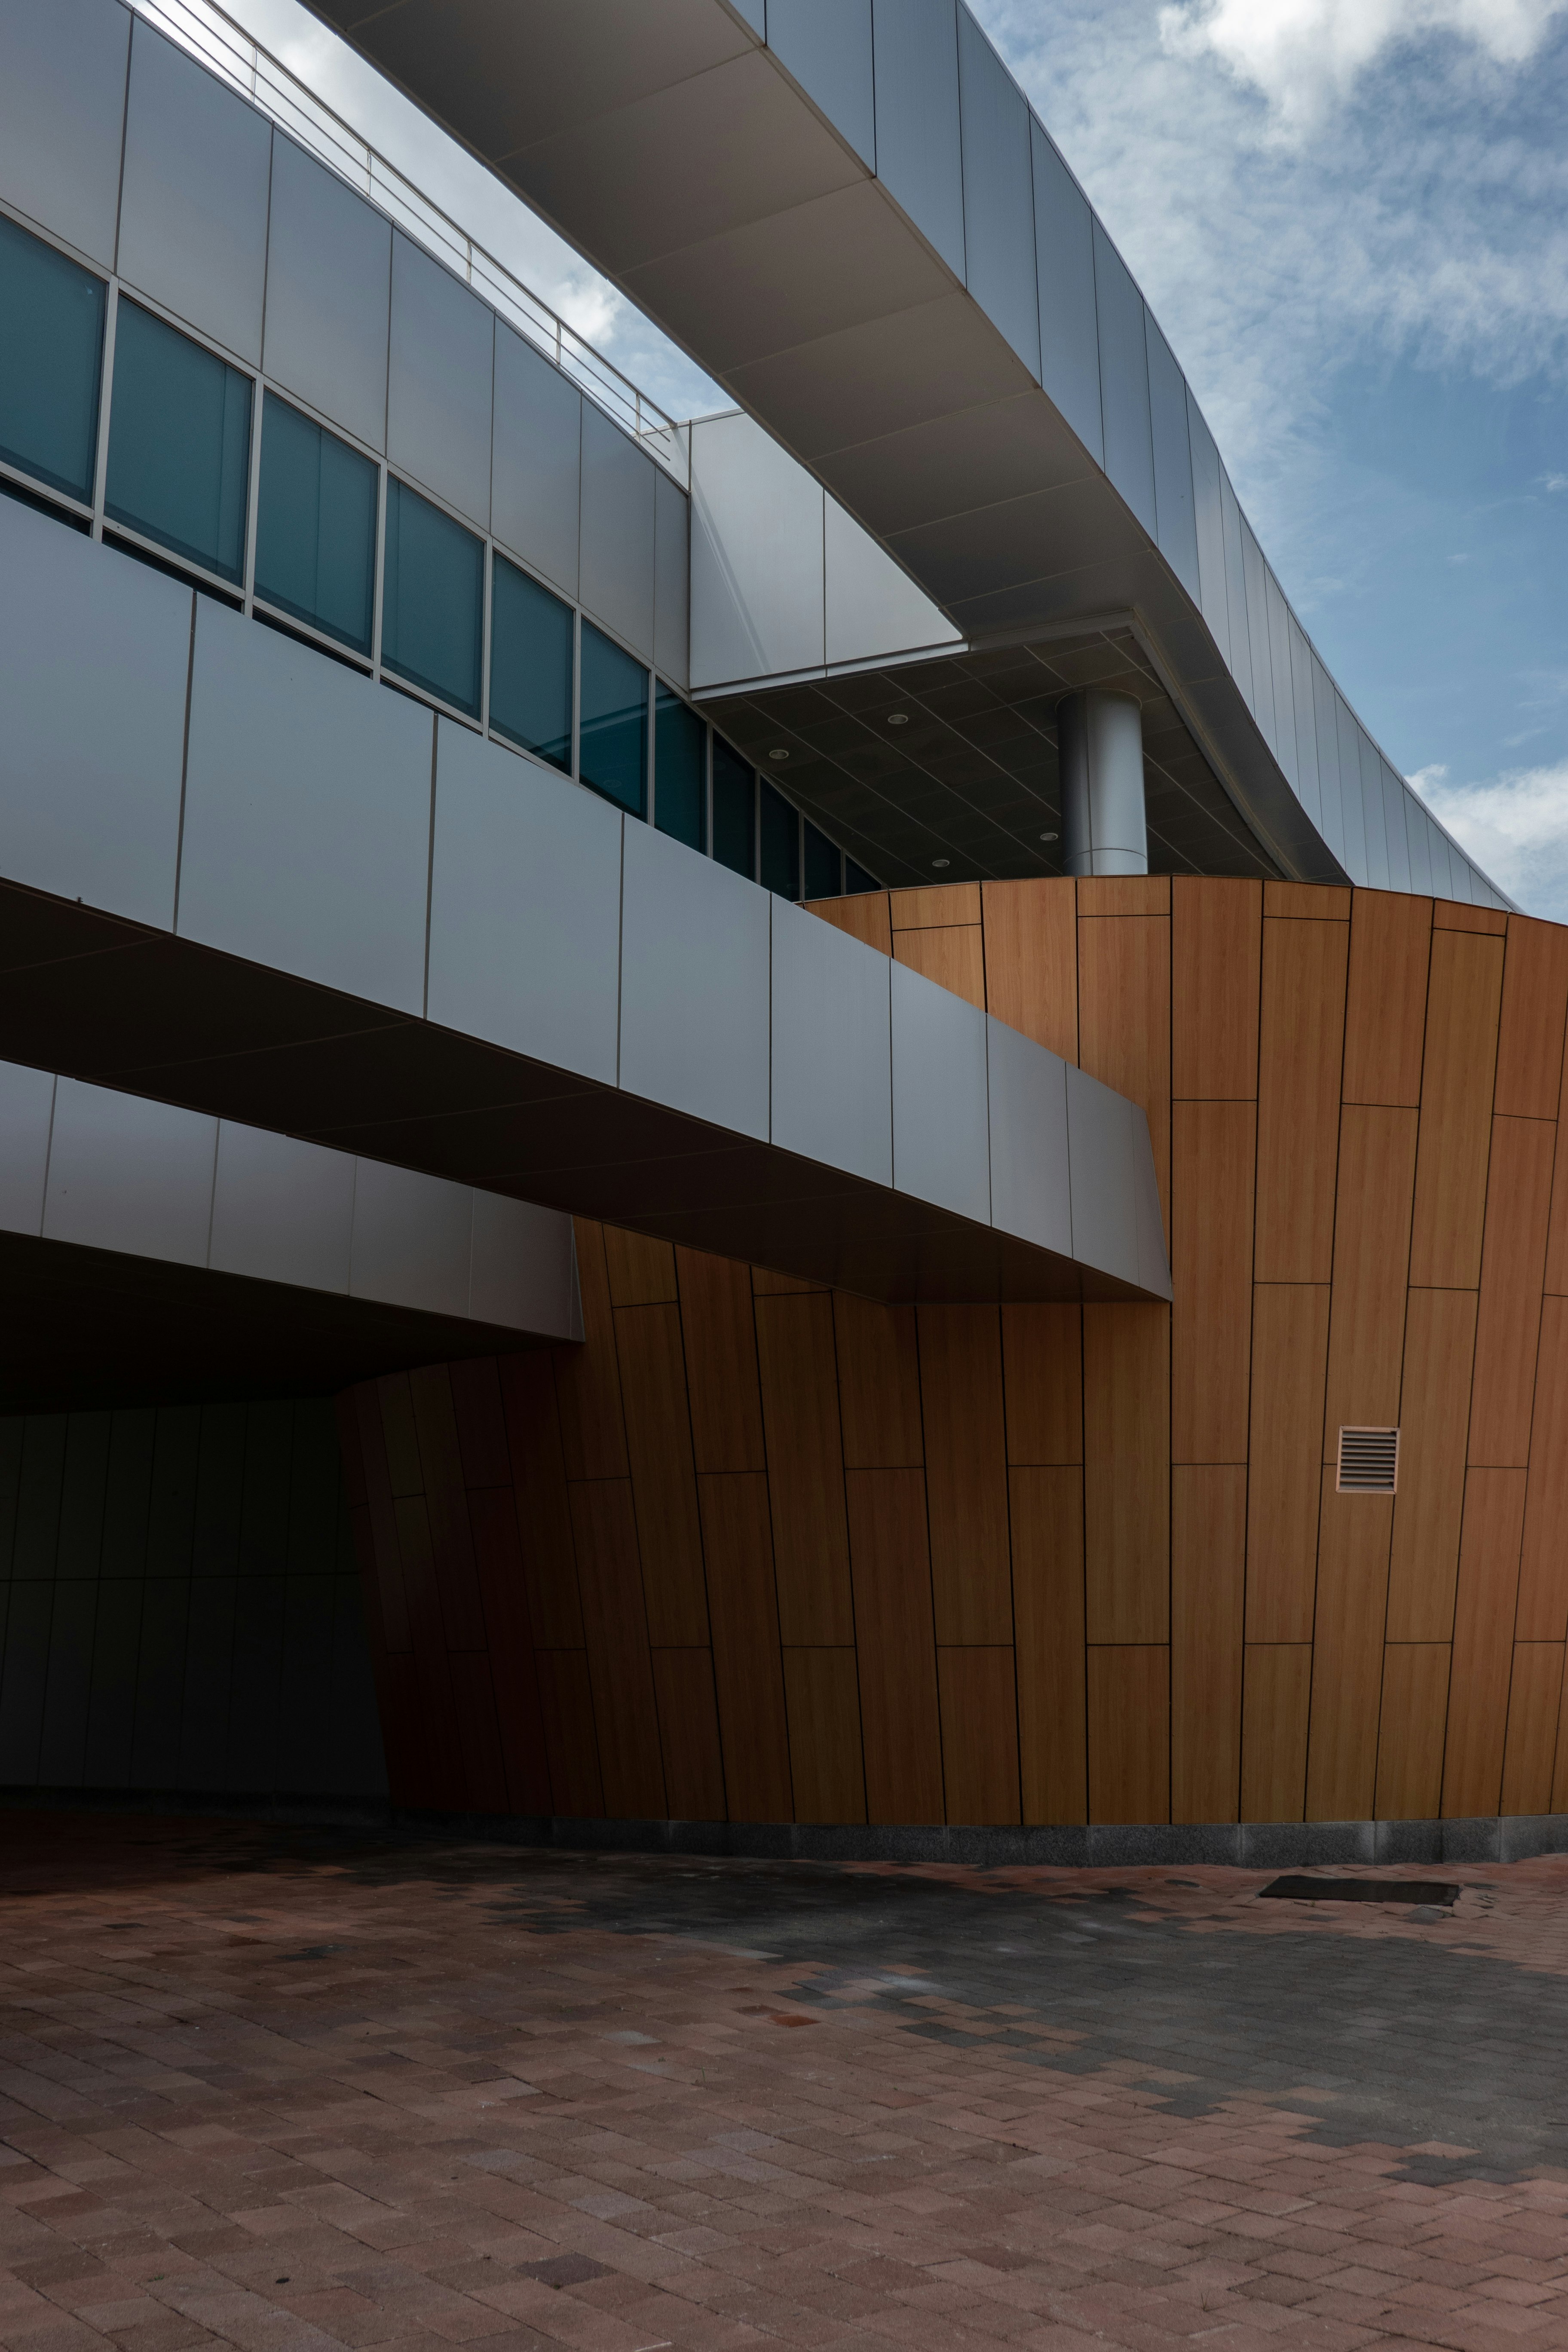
[1335,694,1368,883]
[824,493,958,667]
[386,231,494,530]
[732,0,765,29]
[956,6,1039,379]
[470,1192,583,1339]
[427,720,622,1084]
[0,1064,53,1238]
[1064,1061,1135,1281]
[1311,656,1344,866]
[43,1079,216,1268]
[985,1017,1069,1256]
[179,598,432,1014]
[1186,392,1228,666]
[0,503,188,929]
[1092,224,1155,538]
[1264,569,1297,789]
[1403,792,1433,896]
[689,410,824,686]
[654,469,691,688]
[1031,122,1101,466]
[116,19,272,367]
[1357,727,1390,888]
[1219,466,1253,710]
[770,897,892,1186]
[0,0,129,268]
[349,1157,473,1320]
[619,819,772,1140]
[871,0,965,279]
[263,134,391,453]
[890,958,989,1223]
[1240,525,1277,754]
[1132,1110,1171,1301]
[1288,616,1321,828]
[1146,318,1200,604]
[208,1121,355,1295]
[579,404,658,662]
[1381,762,1412,892]
[1429,818,1458,905]
[769,0,876,169]
[491,323,582,597]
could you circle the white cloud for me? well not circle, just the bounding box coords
[1421,760,1568,916]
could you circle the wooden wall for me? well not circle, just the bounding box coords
[338,877,1568,1827]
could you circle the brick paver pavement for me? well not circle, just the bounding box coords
[3,1815,1568,2352]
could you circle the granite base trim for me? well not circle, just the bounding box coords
[5,1789,1568,1867]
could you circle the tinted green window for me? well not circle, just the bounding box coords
[381,475,483,717]
[579,622,647,816]
[654,686,706,852]
[760,778,800,900]
[106,301,251,582]
[846,856,882,895]
[712,738,755,879]
[0,214,104,502]
[490,554,573,771]
[803,821,841,901]
[254,393,377,655]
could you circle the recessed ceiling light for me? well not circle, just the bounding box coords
[767,747,790,761]
[1039,830,1058,842]
[886,711,910,726]
[932,857,950,870]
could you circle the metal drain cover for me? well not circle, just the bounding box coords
[1260,1875,1460,1905]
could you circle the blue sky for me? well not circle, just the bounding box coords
[216,0,1568,911]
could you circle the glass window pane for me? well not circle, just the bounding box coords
[106,300,251,582]
[579,621,647,816]
[255,392,377,655]
[490,554,573,771]
[760,778,800,900]
[846,856,882,895]
[803,821,841,900]
[0,214,104,502]
[381,474,483,717]
[655,685,706,852]
[712,737,755,879]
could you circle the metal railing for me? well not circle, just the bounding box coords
[130,0,690,486]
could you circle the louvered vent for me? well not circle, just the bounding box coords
[1337,1426,1400,1495]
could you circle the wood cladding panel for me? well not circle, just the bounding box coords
[1172,878,1261,1100]
[1374,1645,1450,1820]
[938,1648,1021,1825]
[1172,1100,1255,1464]
[1077,914,1171,1217]
[893,925,985,1009]
[981,877,1077,1060]
[1519,1300,1568,1640]
[698,1472,792,1824]
[498,1355,584,1650]
[1241,1645,1311,1820]
[1011,1467,1087,1825]
[1323,1107,1418,1448]
[613,1303,708,1648]
[845,1468,944,1824]
[407,1367,486,1652]
[554,1221,628,1481]
[1408,931,1504,1289]
[891,882,981,930]
[1341,890,1432,1106]
[467,1483,551,1816]
[566,1479,665,1820]
[1435,903,1507,935]
[1467,1118,1554,1468]
[1305,1476,1393,1822]
[1265,882,1350,921]
[783,1648,866,1822]
[1172,1466,1244,1823]
[447,1358,511,1489]
[834,1297,922,1469]
[1495,917,1568,1119]
[1245,1285,1329,1644]
[1386,1289,1476,1644]
[602,1226,677,1306]
[1002,1304,1082,1464]
[1545,1121,1568,1300]
[1087,1647,1169,1825]
[753,1293,853,1646]
[917,1306,1011,1645]
[1254,918,1347,1282]
[1078,877,1169,917]
[1083,1305,1169,1644]
[651,1648,726,1821]
[1501,1644,1563,1817]
[675,1247,766,1475]
[534,1648,604,1817]
[1442,1468,1527,1818]
[447,1651,508,1813]
[808,893,891,955]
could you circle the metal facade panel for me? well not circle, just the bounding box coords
[956,5,1039,379]
[1031,122,1102,465]
[1219,465,1253,709]
[1186,392,1228,665]
[986,1016,1070,1256]
[1146,317,1200,604]
[386,231,494,529]
[870,0,965,279]
[1092,223,1155,538]
[889,958,990,1222]
[824,494,959,667]
[179,598,432,1014]
[0,503,188,929]
[491,323,582,597]
[1311,655,1345,865]
[0,0,128,268]
[0,1063,54,1237]
[769,0,876,168]
[116,19,272,367]
[208,1121,355,1295]
[43,1079,216,1268]
[579,403,657,662]
[1240,522,1276,753]
[689,410,824,687]
[1288,614,1322,828]
[1381,762,1412,891]
[770,897,892,1186]
[470,1192,582,1339]
[1403,790,1433,895]
[1335,694,1368,882]
[349,1158,473,1320]
[1064,1060,1136,1281]
[1264,569,1297,789]
[1356,725,1389,888]
[654,469,690,688]
[263,134,392,453]
[426,720,622,1086]
[619,819,772,1141]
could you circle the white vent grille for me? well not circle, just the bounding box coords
[1337,1426,1400,1495]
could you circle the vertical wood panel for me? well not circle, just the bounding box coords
[1408,931,1504,1288]
[782,1648,866,1822]
[1442,1468,1527,1817]
[566,1479,665,1819]
[1172,877,1261,1100]
[1245,1286,1329,1643]
[937,1648,1020,1824]
[1341,890,1432,1106]
[675,1247,766,1475]
[1078,876,1169,916]
[1011,1466,1087,1825]
[845,1467,944,1823]
[386,1490,466,1806]
[1501,1644,1563,1816]
[1306,1476,1393,1821]
[1087,1647,1169,1825]
[809,892,891,954]
[407,1367,486,1651]
[1083,1305,1169,1644]
[602,1226,678,1306]
[467,1483,551,1815]
[1265,883,1351,921]
[753,1293,854,1645]
[1386,1289,1476,1643]
[698,1472,793,1824]
[1240,1645,1311,1822]
[1254,919,1347,1282]
[1518,1298,1568,1639]
[351,1384,411,1653]
[447,1650,509,1813]
[893,925,985,1009]
[1077,913,1171,1218]
[1374,1645,1450,1820]
[835,1297,923,1469]
[1495,917,1568,1119]
[498,1355,585,1649]
[917,1306,1011,1645]
[981,876,1077,1060]
[447,1357,511,1489]
[1434,903,1507,935]
[1001,1305,1082,1464]
[554,1221,628,1480]
[534,1648,604,1817]
[752,1266,825,1294]
[1171,1466,1244,1823]
[651,1648,726,1820]
[891,882,981,928]
[1544,1114,1568,1299]
[1322,1107,1418,1448]
[1467,1117,1554,1467]
[1172,1100,1255,1463]
[376,1372,423,1496]
[613,1303,709,1647]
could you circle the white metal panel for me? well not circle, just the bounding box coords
[689,409,824,686]
[824,493,960,668]
[770,896,892,1185]
[43,1078,217,1268]
[0,0,129,268]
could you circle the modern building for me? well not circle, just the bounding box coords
[0,0,1562,1859]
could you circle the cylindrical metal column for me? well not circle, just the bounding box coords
[1057,690,1148,878]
